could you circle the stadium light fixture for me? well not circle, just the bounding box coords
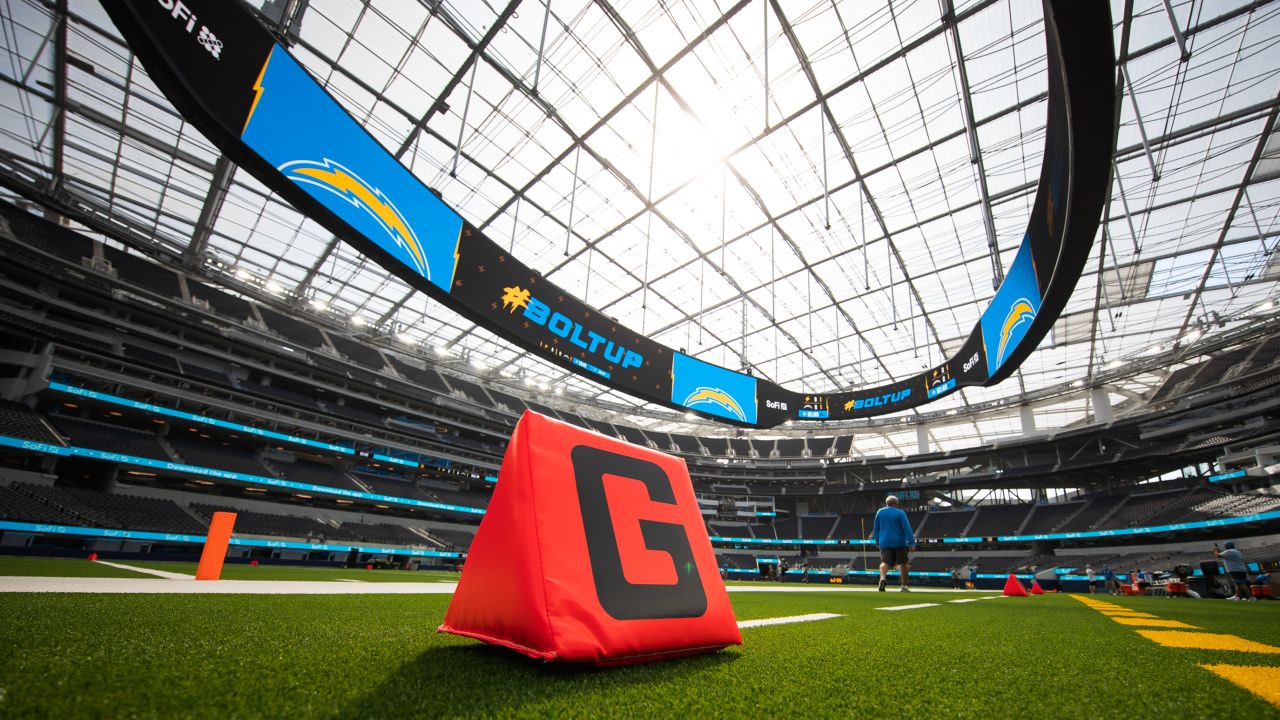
[264,280,283,294]
[396,333,416,345]
[309,299,327,312]
[350,315,366,327]
[469,356,486,370]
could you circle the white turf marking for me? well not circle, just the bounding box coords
[947,598,980,604]
[726,586,995,594]
[94,560,193,580]
[874,603,940,611]
[0,577,458,594]
[337,579,365,583]
[737,613,842,629]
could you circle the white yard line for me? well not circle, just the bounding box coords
[874,603,940,611]
[737,613,842,629]
[337,579,366,583]
[94,560,193,580]
[727,586,996,594]
[0,577,458,594]
[947,598,980,604]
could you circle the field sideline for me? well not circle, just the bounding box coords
[0,559,1277,718]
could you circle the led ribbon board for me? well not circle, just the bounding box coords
[103,0,1113,428]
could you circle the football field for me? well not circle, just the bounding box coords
[0,558,1277,718]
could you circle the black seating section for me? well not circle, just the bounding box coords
[808,437,835,456]
[178,361,231,386]
[431,527,475,551]
[0,402,63,444]
[0,484,79,524]
[966,505,1031,536]
[270,459,362,492]
[584,418,615,436]
[168,435,276,478]
[752,438,775,457]
[616,425,650,448]
[708,522,746,537]
[776,439,804,457]
[830,514,874,539]
[1140,489,1219,527]
[258,306,325,349]
[749,483,782,495]
[727,438,751,456]
[14,483,202,533]
[322,401,386,427]
[445,376,490,405]
[345,522,427,546]
[1192,348,1251,387]
[189,281,255,321]
[831,436,853,456]
[0,201,93,261]
[905,511,926,534]
[191,503,355,540]
[242,380,325,412]
[774,517,800,539]
[701,437,729,456]
[101,246,182,299]
[670,434,701,454]
[718,553,756,569]
[427,486,489,508]
[1020,502,1084,535]
[801,516,837,540]
[748,524,775,539]
[486,389,525,414]
[1149,364,1200,403]
[917,510,973,538]
[906,555,967,572]
[327,333,386,369]
[1098,490,1183,529]
[354,473,437,502]
[388,357,452,395]
[525,402,560,420]
[0,307,116,354]
[1056,498,1115,532]
[121,343,180,373]
[51,415,169,458]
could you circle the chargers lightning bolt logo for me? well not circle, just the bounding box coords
[997,298,1037,366]
[683,387,747,423]
[278,159,428,280]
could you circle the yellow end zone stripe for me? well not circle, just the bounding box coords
[1201,664,1280,709]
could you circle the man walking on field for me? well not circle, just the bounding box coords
[871,495,916,592]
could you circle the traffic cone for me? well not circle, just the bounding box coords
[1030,580,1045,595]
[1003,574,1028,596]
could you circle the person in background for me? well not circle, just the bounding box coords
[1135,568,1150,593]
[1103,565,1118,595]
[1216,541,1255,602]
[1086,564,1098,594]
[870,494,916,592]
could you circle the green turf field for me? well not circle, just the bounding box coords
[0,569,1277,718]
[0,556,154,578]
[0,557,461,583]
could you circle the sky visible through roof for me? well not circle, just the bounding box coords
[0,0,1278,455]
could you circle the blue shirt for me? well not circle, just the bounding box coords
[871,506,915,549]
[1220,548,1247,574]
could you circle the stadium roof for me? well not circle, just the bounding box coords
[1,0,1279,453]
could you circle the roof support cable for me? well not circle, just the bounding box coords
[822,108,830,230]
[1103,220,1130,304]
[50,0,68,193]
[1113,164,1143,255]
[1160,0,1192,63]
[943,0,999,289]
[564,144,580,256]
[762,0,769,131]
[509,195,521,253]
[862,187,869,291]
[449,59,478,178]
[1121,65,1162,182]
[641,82,660,333]
[533,0,552,95]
